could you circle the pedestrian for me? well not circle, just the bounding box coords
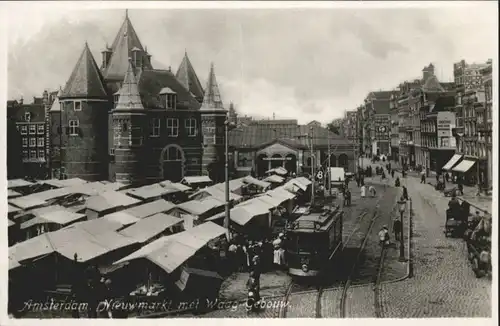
[395,177,400,187]
[393,219,402,241]
[445,172,450,183]
[391,169,395,178]
[458,181,464,196]
[356,176,360,187]
[378,226,390,247]
[402,186,409,200]
[369,185,376,197]
[343,189,351,206]
[228,242,238,271]
[360,185,366,198]
[420,170,426,184]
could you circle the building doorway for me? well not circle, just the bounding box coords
[270,154,283,169]
[284,153,297,175]
[161,145,184,182]
[338,154,349,171]
[330,154,337,167]
[256,154,268,177]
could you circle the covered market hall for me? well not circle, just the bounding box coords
[228,119,357,178]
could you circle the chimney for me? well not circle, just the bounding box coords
[101,44,112,69]
[42,90,49,105]
[423,63,435,81]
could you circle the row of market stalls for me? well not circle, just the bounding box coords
[441,154,481,186]
[6,169,311,316]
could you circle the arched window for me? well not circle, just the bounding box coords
[166,146,182,161]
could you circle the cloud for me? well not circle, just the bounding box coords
[6,4,498,124]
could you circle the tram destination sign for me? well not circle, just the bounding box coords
[263,157,293,161]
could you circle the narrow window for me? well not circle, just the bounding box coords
[74,101,82,111]
[30,150,37,159]
[69,120,79,136]
[37,138,44,147]
[37,124,45,134]
[21,125,27,135]
[38,150,45,159]
[29,138,36,147]
[150,118,160,137]
[29,125,36,135]
[185,118,197,137]
[166,118,179,137]
[22,138,28,147]
[24,112,31,122]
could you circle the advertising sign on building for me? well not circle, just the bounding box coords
[437,111,456,148]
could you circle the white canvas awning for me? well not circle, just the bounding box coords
[452,159,475,173]
[442,154,463,171]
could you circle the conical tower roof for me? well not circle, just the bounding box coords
[61,43,108,99]
[104,10,152,80]
[422,75,445,92]
[114,58,145,112]
[200,63,224,111]
[176,51,204,101]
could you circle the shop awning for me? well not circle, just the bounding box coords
[452,159,475,173]
[442,154,463,171]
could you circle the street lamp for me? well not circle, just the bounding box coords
[397,199,406,262]
[224,118,235,240]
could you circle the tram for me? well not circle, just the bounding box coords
[285,204,343,277]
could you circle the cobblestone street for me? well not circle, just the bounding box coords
[379,177,491,317]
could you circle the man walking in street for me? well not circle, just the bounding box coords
[393,219,402,241]
[420,170,426,184]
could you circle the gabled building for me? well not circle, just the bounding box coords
[51,10,228,185]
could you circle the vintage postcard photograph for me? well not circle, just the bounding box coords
[0,0,497,323]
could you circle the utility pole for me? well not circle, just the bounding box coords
[310,127,315,207]
[327,132,331,197]
[224,118,231,240]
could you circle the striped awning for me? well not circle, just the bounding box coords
[442,154,462,171]
[452,159,476,173]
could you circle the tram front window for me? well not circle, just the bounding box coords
[289,233,325,254]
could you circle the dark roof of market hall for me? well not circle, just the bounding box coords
[228,120,353,149]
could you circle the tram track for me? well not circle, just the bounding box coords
[279,187,386,318]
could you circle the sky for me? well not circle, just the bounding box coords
[3,1,498,124]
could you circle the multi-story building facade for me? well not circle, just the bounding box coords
[479,62,493,189]
[396,64,453,170]
[6,92,58,179]
[396,80,421,167]
[47,11,229,185]
[452,59,491,187]
[360,91,391,157]
[389,94,399,162]
[421,95,456,173]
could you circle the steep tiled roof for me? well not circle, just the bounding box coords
[440,82,456,91]
[422,75,445,92]
[137,69,200,110]
[430,95,455,113]
[200,63,224,111]
[228,123,350,149]
[176,51,204,101]
[61,43,108,99]
[370,91,393,100]
[372,99,391,115]
[103,11,152,80]
[114,58,144,112]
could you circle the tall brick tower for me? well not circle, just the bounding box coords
[59,42,110,181]
[111,58,146,185]
[200,63,227,182]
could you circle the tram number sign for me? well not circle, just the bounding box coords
[316,171,324,180]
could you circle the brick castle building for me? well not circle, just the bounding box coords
[49,11,228,185]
